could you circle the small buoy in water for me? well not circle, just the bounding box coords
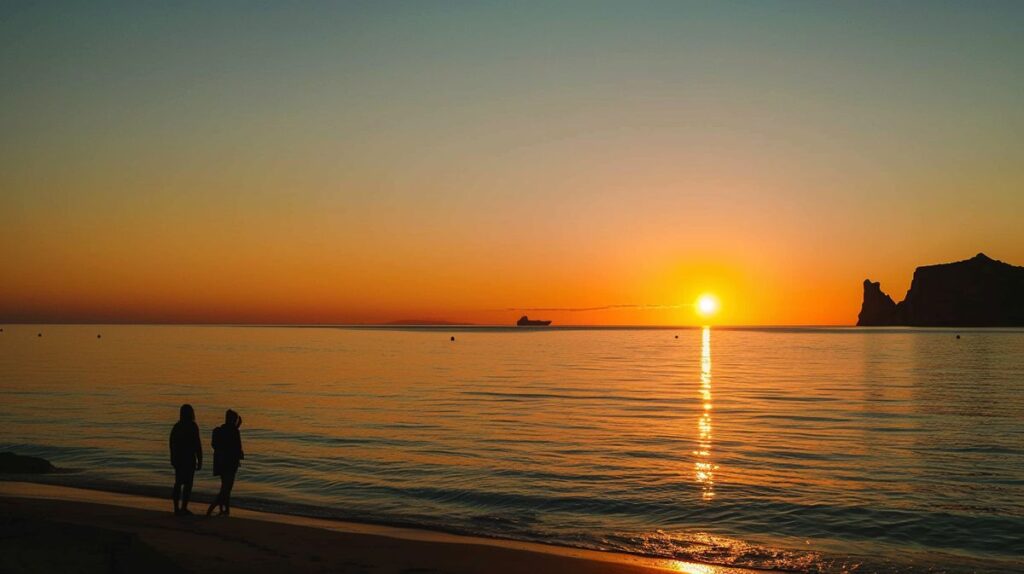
[97,334,102,339]
[37,333,42,337]
[674,335,679,339]
[956,334,961,339]
[450,336,455,342]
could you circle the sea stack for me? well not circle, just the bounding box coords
[857,253,1024,326]
[858,280,900,326]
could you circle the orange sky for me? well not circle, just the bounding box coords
[2,3,1023,326]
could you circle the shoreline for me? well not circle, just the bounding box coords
[0,481,757,573]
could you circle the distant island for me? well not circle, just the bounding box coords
[385,319,475,326]
[858,253,1024,326]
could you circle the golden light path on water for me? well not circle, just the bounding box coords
[668,562,717,574]
[695,326,716,501]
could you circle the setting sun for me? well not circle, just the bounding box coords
[696,294,720,318]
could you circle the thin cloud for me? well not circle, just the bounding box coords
[503,303,693,313]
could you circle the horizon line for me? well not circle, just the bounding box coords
[0,320,914,329]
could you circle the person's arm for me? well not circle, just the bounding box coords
[169,428,175,466]
[235,416,244,459]
[193,423,203,470]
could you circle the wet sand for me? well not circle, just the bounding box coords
[0,482,752,574]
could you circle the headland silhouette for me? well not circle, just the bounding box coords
[858,253,1024,326]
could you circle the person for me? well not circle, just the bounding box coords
[169,404,202,515]
[207,409,244,516]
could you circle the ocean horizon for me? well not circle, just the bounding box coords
[9,322,1024,331]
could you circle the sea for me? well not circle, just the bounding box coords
[1,324,1022,573]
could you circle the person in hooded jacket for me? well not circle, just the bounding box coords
[207,409,244,516]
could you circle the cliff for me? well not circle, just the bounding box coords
[857,253,1024,326]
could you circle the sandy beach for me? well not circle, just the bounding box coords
[0,482,752,574]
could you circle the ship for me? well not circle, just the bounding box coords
[516,315,552,327]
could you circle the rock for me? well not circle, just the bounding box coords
[857,253,1024,326]
[0,452,57,474]
[858,280,900,326]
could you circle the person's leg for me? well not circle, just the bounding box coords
[222,470,236,515]
[175,464,195,514]
[172,480,182,514]
[173,465,187,514]
[180,477,194,513]
[206,490,218,515]
[207,476,225,516]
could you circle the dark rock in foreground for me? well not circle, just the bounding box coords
[858,253,1024,326]
[0,452,56,474]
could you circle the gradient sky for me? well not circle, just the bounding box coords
[2,1,1023,325]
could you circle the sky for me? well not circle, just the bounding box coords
[2,1,1023,325]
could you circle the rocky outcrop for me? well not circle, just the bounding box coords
[0,452,56,473]
[858,280,900,326]
[857,253,1024,326]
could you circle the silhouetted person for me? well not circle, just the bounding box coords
[207,409,244,516]
[169,404,202,515]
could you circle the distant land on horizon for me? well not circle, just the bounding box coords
[384,319,477,326]
[858,253,1024,327]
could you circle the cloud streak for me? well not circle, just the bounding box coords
[504,303,693,313]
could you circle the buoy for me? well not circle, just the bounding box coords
[674,335,679,339]
[37,333,42,337]
[97,334,102,339]
[450,336,455,342]
[956,334,960,339]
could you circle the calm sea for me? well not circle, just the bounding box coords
[1,325,1022,572]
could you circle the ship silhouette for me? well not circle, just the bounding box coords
[516,315,552,327]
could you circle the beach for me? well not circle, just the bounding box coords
[0,481,747,574]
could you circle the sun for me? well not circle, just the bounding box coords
[695,294,719,318]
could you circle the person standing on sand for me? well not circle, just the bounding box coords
[169,403,202,516]
[207,409,244,516]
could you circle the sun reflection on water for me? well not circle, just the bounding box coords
[694,326,716,501]
[667,561,716,574]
